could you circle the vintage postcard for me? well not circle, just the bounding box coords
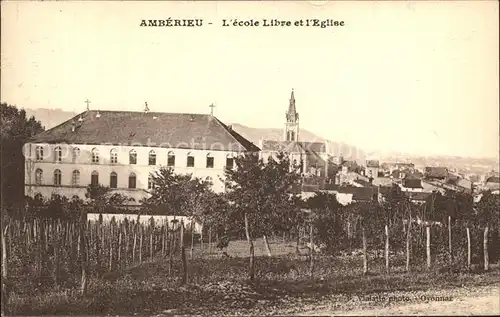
[1,1,499,316]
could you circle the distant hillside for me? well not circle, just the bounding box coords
[24,108,77,130]
[229,123,367,162]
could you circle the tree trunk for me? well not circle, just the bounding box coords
[244,213,255,282]
[295,227,301,255]
[483,226,489,271]
[132,223,137,264]
[263,235,272,257]
[467,227,471,271]
[200,221,204,254]
[309,224,314,278]
[2,222,10,316]
[406,217,412,273]
[139,225,143,264]
[362,226,368,275]
[384,224,389,274]
[208,226,212,255]
[190,221,195,260]
[161,225,166,258]
[80,220,88,297]
[180,221,188,285]
[448,216,452,264]
[426,225,431,270]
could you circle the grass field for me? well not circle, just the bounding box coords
[6,238,500,316]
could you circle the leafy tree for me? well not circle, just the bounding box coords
[85,184,134,212]
[1,103,44,209]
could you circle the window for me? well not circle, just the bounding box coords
[206,153,214,168]
[148,150,156,165]
[129,149,137,165]
[128,173,137,189]
[110,172,118,189]
[167,151,175,167]
[53,169,62,186]
[72,147,80,163]
[205,176,213,184]
[226,155,234,169]
[35,169,43,185]
[148,176,154,190]
[36,146,44,161]
[54,146,62,162]
[71,170,80,186]
[91,148,99,163]
[110,148,118,164]
[186,152,195,167]
[91,171,99,186]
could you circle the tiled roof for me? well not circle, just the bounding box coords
[366,160,380,168]
[28,110,260,152]
[425,167,448,179]
[261,140,326,153]
[338,186,376,201]
[403,178,423,189]
[486,176,500,183]
[404,191,432,201]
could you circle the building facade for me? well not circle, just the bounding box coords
[24,110,259,202]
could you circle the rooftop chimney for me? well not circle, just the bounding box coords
[71,120,76,132]
[144,101,150,113]
[228,125,232,131]
[96,110,101,118]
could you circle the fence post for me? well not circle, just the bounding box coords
[448,216,452,264]
[426,225,431,270]
[385,224,389,274]
[406,217,412,273]
[362,226,368,275]
[1,220,10,316]
[180,220,188,285]
[309,223,314,279]
[484,226,489,271]
[466,227,471,271]
[80,214,88,297]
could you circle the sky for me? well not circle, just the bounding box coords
[1,1,498,159]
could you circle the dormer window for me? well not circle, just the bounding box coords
[91,148,99,163]
[167,151,175,167]
[110,148,118,164]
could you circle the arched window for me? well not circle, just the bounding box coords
[167,151,175,167]
[54,146,62,162]
[35,168,43,185]
[91,170,99,186]
[148,176,154,190]
[148,150,156,166]
[110,172,118,188]
[128,172,137,189]
[72,147,80,163]
[36,146,44,161]
[91,148,99,163]
[129,149,137,165]
[206,153,214,168]
[226,154,234,169]
[110,148,118,164]
[186,152,195,167]
[53,169,62,186]
[72,170,80,186]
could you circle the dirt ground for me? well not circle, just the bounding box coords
[300,284,500,316]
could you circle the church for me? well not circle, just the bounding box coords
[259,89,335,180]
[23,106,260,202]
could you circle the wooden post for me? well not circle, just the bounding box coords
[200,221,204,253]
[466,227,471,271]
[139,224,143,264]
[190,221,195,260]
[448,216,452,264]
[80,216,88,297]
[95,220,101,276]
[161,224,166,258]
[483,226,489,271]
[150,226,154,260]
[244,213,255,282]
[53,221,61,285]
[385,224,389,274]
[118,226,122,264]
[406,217,412,273]
[208,226,212,255]
[309,223,314,279]
[132,222,137,264]
[426,225,431,270]
[109,222,114,272]
[2,221,10,316]
[263,235,272,257]
[180,221,188,285]
[362,226,368,275]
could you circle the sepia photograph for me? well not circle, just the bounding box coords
[1,1,499,316]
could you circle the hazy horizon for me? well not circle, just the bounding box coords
[2,1,498,159]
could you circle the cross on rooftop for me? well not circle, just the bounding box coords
[84,98,91,111]
[209,103,216,116]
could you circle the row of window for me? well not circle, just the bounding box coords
[34,169,214,190]
[34,146,235,169]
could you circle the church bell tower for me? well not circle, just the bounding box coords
[284,89,299,142]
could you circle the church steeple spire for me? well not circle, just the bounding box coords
[284,88,299,142]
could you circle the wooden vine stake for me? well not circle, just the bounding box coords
[483,226,489,271]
